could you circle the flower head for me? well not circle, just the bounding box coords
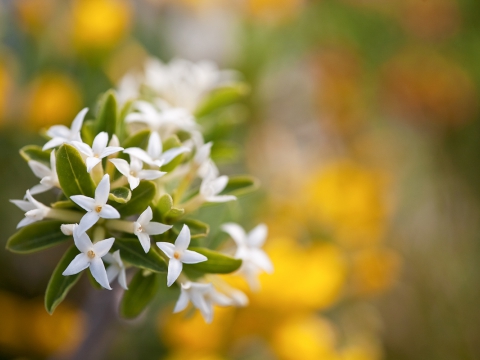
[134,206,172,253]
[72,132,124,172]
[110,156,166,190]
[200,174,236,203]
[156,225,207,286]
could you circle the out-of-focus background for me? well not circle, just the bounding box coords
[1,0,480,359]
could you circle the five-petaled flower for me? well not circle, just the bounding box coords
[110,156,165,190]
[43,108,88,150]
[72,132,124,173]
[62,225,115,290]
[104,250,128,290]
[156,225,207,286]
[200,174,236,203]
[134,206,172,253]
[70,174,121,233]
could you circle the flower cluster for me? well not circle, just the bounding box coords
[7,58,271,323]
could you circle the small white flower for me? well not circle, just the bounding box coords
[116,72,141,105]
[124,132,189,168]
[11,190,51,228]
[134,206,172,253]
[173,281,235,323]
[70,174,121,233]
[103,250,128,290]
[43,108,88,150]
[60,224,75,236]
[62,225,114,290]
[194,142,219,179]
[221,223,273,290]
[110,156,166,190]
[28,150,59,195]
[200,174,236,203]
[72,132,124,173]
[156,225,207,287]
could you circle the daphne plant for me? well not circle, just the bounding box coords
[6,58,271,323]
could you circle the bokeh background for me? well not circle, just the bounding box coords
[1,0,480,359]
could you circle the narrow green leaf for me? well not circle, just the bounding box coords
[157,193,173,216]
[56,144,96,198]
[115,181,156,217]
[6,221,70,253]
[172,219,209,239]
[117,100,134,142]
[184,247,242,274]
[20,145,51,165]
[195,84,249,118]
[120,271,160,319]
[112,238,167,273]
[221,175,259,197]
[109,187,131,204]
[81,120,96,146]
[95,90,118,137]
[211,142,239,163]
[122,129,151,149]
[45,246,82,314]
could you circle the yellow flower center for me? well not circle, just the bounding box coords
[95,205,102,213]
[87,250,95,259]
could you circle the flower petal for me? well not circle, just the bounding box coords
[136,232,151,253]
[78,211,100,233]
[28,160,51,179]
[138,170,165,181]
[167,258,183,287]
[247,223,268,248]
[161,147,190,165]
[127,175,140,190]
[173,289,189,313]
[63,253,90,276]
[10,199,35,212]
[106,265,120,283]
[221,223,247,247]
[205,195,236,203]
[71,108,88,134]
[99,204,120,219]
[86,157,102,173]
[95,174,111,205]
[93,237,115,257]
[123,148,152,165]
[109,158,130,177]
[147,131,162,159]
[156,242,175,258]
[137,206,152,226]
[17,216,36,228]
[144,222,172,236]
[92,132,108,155]
[70,195,95,212]
[71,141,93,157]
[73,225,93,253]
[43,137,66,151]
[118,269,128,290]
[175,225,191,252]
[89,257,112,290]
[100,146,124,158]
[250,249,274,273]
[29,183,52,195]
[181,250,207,264]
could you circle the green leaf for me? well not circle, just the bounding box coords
[157,193,173,216]
[172,219,209,239]
[51,200,76,209]
[211,142,239,163]
[45,246,82,314]
[166,207,185,219]
[112,238,167,273]
[221,175,259,197]
[117,99,134,142]
[120,271,160,319]
[122,129,151,149]
[109,187,131,204]
[20,145,51,165]
[184,247,242,274]
[115,181,156,217]
[56,144,96,198]
[195,84,249,118]
[81,120,96,146]
[6,220,71,253]
[95,90,118,137]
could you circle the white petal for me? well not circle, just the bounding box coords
[181,250,207,264]
[100,146,124,158]
[161,147,189,165]
[70,195,95,212]
[137,206,152,226]
[73,226,93,253]
[112,249,123,267]
[247,224,268,248]
[138,170,165,181]
[29,183,52,195]
[71,141,93,157]
[147,131,162,159]
[205,195,236,203]
[71,108,88,134]
[86,157,102,173]
[99,204,120,219]
[93,237,115,257]
[137,232,151,253]
[46,125,70,139]
[95,174,111,205]
[173,289,190,313]
[89,257,112,290]
[127,176,140,190]
[144,222,172,235]
[92,132,109,155]
[106,265,120,283]
[209,175,229,195]
[78,211,100,233]
[167,258,183,287]
[60,224,75,236]
[43,137,66,150]
[11,199,35,212]
[17,216,36,228]
[130,156,143,172]
[118,269,128,290]
[249,249,274,273]
[156,242,175,258]
[28,160,51,179]
[109,158,131,176]
[123,148,153,165]
[194,142,213,164]
[190,291,212,323]
[175,225,191,252]
[63,253,90,276]
[210,290,232,307]
[221,223,247,246]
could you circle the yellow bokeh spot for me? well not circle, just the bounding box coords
[0,62,11,124]
[248,237,347,311]
[15,0,55,34]
[351,247,401,297]
[246,0,305,23]
[271,316,340,360]
[73,0,131,51]
[26,73,82,129]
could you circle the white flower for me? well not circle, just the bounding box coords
[11,190,51,228]
[116,72,141,105]
[173,281,234,323]
[72,132,124,173]
[103,250,128,290]
[194,141,219,179]
[62,225,114,290]
[125,100,196,137]
[109,156,165,190]
[70,174,120,233]
[28,150,59,195]
[221,223,273,290]
[43,108,88,150]
[133,206,172,253]
[156,225,207,287]
[124,132,189,168]
[200,175,236,203]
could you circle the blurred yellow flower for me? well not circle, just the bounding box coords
[0,61,11,124]
[271,315,340,360]
[15,0,55,35]
[0,290,85,356]
[246,0,305,23]
[26,73,82,129]
[73,0,131,51]
[350,247,401,298]
[305,161,390,249]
